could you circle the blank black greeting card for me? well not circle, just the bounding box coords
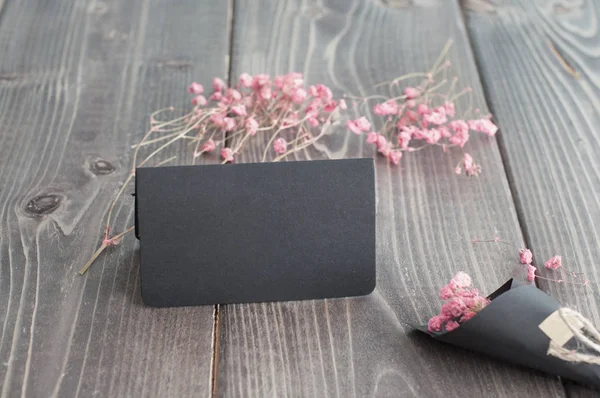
[135,158,376,307]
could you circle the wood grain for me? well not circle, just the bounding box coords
[216,0,565,396]
[463,0,600,394]
[0,0,229,396]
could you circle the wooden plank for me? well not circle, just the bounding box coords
[0,0,229,396]
[463,0,600,395]
[215,0,565,396]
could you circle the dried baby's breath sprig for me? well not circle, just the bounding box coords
[354,40,498,173]
[471,237,592,287]
[79,73,349,274]
[428,272,490,332]
[79,42,491,275]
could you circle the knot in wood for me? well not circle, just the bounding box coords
[25,194,61,215]
[90,159,115,175]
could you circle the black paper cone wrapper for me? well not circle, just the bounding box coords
[415,279,600,389]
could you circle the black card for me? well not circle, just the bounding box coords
[135,158,376,307]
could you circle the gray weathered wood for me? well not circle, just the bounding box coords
[463,0,600,394]
[0,0,229,396]
[216,0,565,396]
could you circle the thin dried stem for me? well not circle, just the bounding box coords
[78,243,107,275]
[155,156,178,167]
[79,226,135,274]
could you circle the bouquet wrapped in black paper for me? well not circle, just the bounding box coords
[416,274,600,389]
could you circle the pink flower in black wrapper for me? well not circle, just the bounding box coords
[415,276,600,389]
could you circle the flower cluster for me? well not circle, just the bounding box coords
[427,272,490,333]
[186,73,344,163]
[79,44,499,275]
[519,248,585,285]
[472,237,590,287]
[354,55,497,173]
[517,246,567,282]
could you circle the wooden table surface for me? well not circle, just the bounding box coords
[0,0,599,396]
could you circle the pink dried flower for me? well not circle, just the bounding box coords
[212,77,226,92]
[519,248,533,265]
[245,117,259,135]
[460,311,476,322]
[283,112,299,127]
[452,271,472,288]
[429,272,488,331]
[417,103,429,115]
[339,99,347,110]
[210,91,223,101]
[226,88,242,102]
[424,128,441,144]
[545,255,562,270]
[252,73,270,88]
[378,144,391,157]
[366,132,379,144]
[305,98,321,118]
[448,120,469,135]
[239,73,253,88]
[404,87,420,99]
[355,117,371,131]
[439,285,455,300]
[192,95,207,106]
[400,125,418,137]
[308,117,319,127]
[463,153,481,176]
[259,86,272,101]
[346,117,371,135]
[427,315,444,332]
[210,113,225,127]
[188,82,204,95]
[468,118,498,136]
[242,95,253,107]
[273,138,287,154]
[397,131,411,150]
[273,75,284,89]
[373,100,398,116]
[423,108,447,126]
[315,84,333,101]
[287,72,304,89]
[445,320,460,332]
[441,297,467,318]
[376,135,388,153]
[223,117,237,132]
[200,139,216,153]
[291,88,307,103]
[231,104,247,116]
[454,166,462,175]
[444,102,456,118]
[221,147,234,162]
[448,131,469,148]
[527,264,537,281]
[439,126,451,138]
[405,109,419,122]
[411,128,426,140]
[396,117,409,129]
[459,288,480,299]
[323,100,338,113]
[388,150,402,165]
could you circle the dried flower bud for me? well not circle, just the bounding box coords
[519,248,533,265]
[545,255,562,270]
